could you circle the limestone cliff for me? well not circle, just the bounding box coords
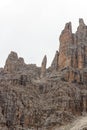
[58,18,87,83]
[0,19,87,130]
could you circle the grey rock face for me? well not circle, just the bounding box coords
[51,51,59,71]
[58,19,87,83]
[1,19,87,130]
[40,55,47,78]
[4,51,25,73]
[4,51,18,72]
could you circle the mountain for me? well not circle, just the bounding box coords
[0,19,87,130]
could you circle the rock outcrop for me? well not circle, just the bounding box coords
[40,55,47,78]
[59,22,73,69]
[51,51,59,71]
[4,51,25,73]
[58,18,87,83]
[1,19,87,130]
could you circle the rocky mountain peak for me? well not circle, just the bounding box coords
[4,51,25,73]
[1,19,87,130]
[76,18,87,43]
[58,19,87,82]
[40,55,47,78]
[64,22,72,32]
[7,51,18,61]
[79,18,85,26]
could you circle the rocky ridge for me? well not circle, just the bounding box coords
[0,19,87,130]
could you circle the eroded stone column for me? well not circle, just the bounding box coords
[40,55,47,78]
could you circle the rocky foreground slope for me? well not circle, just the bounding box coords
[0,19,87,130]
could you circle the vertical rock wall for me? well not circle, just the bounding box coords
[58,19,87,82]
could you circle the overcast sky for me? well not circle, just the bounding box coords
[0,0,87,67]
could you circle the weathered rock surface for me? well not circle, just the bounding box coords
[40,55,47,78]
[0,19,87,130]
[4,51,25,73]
[59,22,73,69]
[51,51,59,71]
[58,18,87,83]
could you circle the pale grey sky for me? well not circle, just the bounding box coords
[0,0,87,67]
